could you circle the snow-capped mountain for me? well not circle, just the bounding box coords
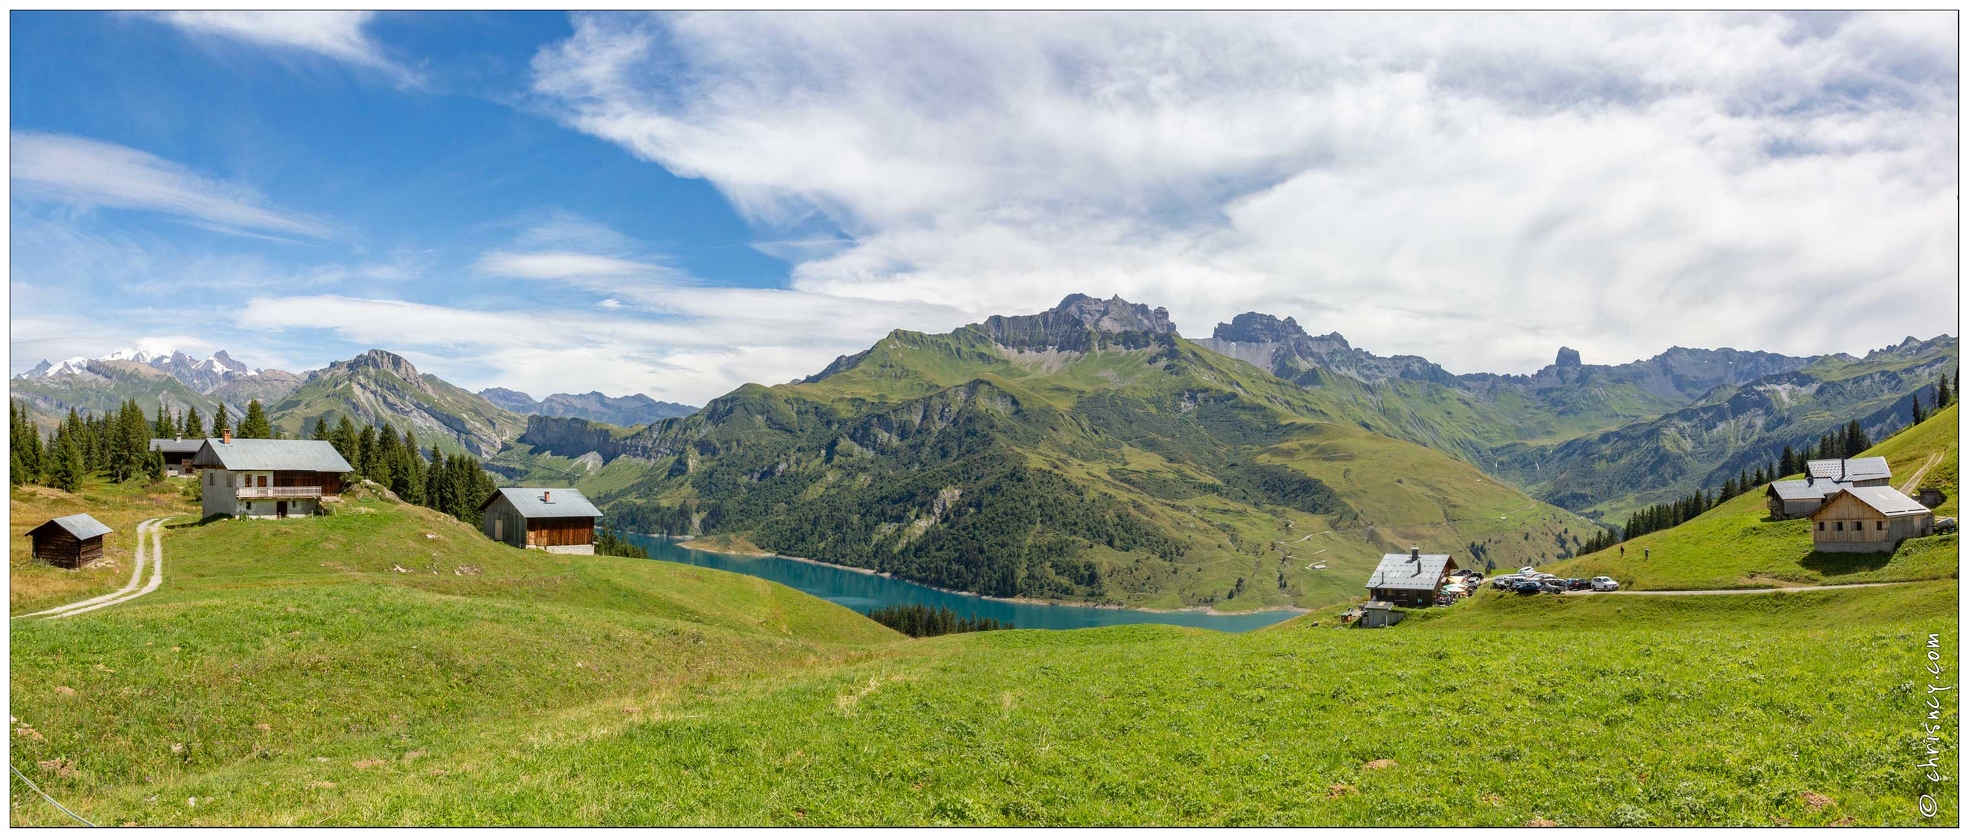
[14,348,280,395]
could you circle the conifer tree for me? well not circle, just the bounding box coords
[1844,420,1869,457]
[1938,374,1953,410]
[1912,392,1927,425]
[312,417,331,441]
[329,415,359,465]
[10,401,44,486]
[211,404,231,438]
[355,425,379,480]
[238,400,273,439]
[154,403,176,438]
[1779,445,1797,478]
[49,415,86,492]
[182,406,205,439]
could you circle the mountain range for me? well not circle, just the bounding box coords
[9,294,1954,607]
[479,388,697,426]
[11,347,697,440]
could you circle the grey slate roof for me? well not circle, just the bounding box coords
[485,487,602,520]
[1768,478,1852,501]
[1365,552,1455,592]
[150,438,205,455]
[32,513,112,541]
[1806,457,1892,483]
[1821,486,1931,518]
[191,438,353,473]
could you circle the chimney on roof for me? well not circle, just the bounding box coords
[223,429,231,444]
[543,490,551,503]
[1410,547,1421,560]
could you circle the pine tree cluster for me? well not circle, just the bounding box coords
[11,399,166,490]
[864,604,1012,637]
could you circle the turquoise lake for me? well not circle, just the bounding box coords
[621,533,1300,633]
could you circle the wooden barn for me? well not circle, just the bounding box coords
[150,438,204,477]
[28,514,112,569]
[1363,548,1459,608]
[480,488,602,555]
[1810,486,1934,553]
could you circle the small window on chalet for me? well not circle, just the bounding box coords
[1817,521,1825,531]
[1834,521,1843,531]
[1877,521,1886,530]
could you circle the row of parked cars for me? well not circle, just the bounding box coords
[1489,567,1619,595]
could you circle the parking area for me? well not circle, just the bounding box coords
[1487,568,1620,596]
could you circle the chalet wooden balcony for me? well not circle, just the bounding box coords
[237,485,326,499]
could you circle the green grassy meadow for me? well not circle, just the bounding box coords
[1549,405,1960,590]
[9,479,1958,826]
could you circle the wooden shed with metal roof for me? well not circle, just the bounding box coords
[28,514,112,569]
[1810,486,1934,552]
[1364,547,1459,608]
[480,487,602,554]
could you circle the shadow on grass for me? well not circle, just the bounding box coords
[166,514,235,530]
[1799,548,1895,577]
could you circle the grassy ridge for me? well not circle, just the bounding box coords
[18,576,1951,825]
[1547,404,1959,590]
[9,492,898,826]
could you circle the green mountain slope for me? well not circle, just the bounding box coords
[266,350,527,456]
[530,296,1594,610]
[1547,403,1959,589]
[1492,336,1958,521]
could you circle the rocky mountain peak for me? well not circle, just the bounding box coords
[1555,347,1583,368]
[979,294,1178,353]
[1052,294,1176,335]
[1212,312,1308,345]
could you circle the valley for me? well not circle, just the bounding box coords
[11,295,1955,610]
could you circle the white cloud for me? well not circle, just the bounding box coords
[476,251,674,282]
[233,289,971,403]
[148,11,418,86]
[11,132,331,239]
[531,11,1957,374]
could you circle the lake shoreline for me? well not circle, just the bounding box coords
[643,532,1309,618]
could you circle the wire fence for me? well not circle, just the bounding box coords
[10,763,95,826]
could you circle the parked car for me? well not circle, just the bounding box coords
[1938,517,1958,534]
[1492,575,1524,589]
[1590,576,1620,592]
[1565,578,1591,591]
[1513,580,1542,595]
[1519,566,1538,577]
[1538,580,1567,594]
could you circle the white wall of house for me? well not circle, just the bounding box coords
[202,469,321,519]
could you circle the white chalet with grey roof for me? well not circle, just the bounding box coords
[1364,548,1460,608]
[191,432,354,520]
[480,487,603,554]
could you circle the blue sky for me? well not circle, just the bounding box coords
[9,12,1959,404]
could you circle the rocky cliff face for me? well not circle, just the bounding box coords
[979,294,1177,352]
[1198,312,1458,387]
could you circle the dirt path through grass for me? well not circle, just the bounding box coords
[1575,580,1927,597]
[1899,452,1944,494]
[18,517,167,619]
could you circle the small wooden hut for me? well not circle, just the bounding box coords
[480,488,602,555]
[28,514,112,569]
